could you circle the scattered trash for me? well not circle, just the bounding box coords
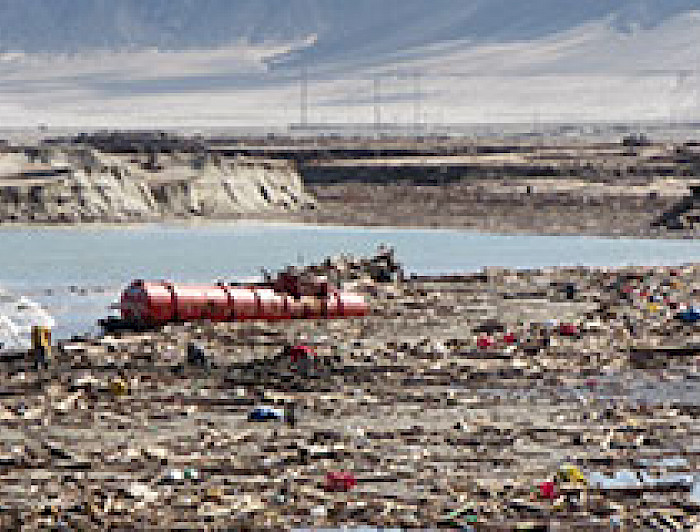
[442,505,479,529]
[558,323,580,337]
[477,335,494,349]
[676,307,700,323]
[557,464,587,485]
[502,332,518,345]
[186,341,209,367]
[109,377,129,396]
[163,469,185,483]
[183,468,199,481]
[284,402,297,428]
[285,344,317,363]
[248,406,284,422]
[538,481,557,500]
[310,505,327,517]
[324,472,357,492]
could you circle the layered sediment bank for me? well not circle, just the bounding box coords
[1,253,699,528]
[0,142,314,224]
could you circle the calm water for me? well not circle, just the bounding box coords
[6,222,700,287]
[4,222,700,338]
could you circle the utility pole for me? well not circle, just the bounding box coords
[300,66,308,128]
[373,76,381,133]
[671,71,679,128]
[671,69,690,129]
[414,72,421,134]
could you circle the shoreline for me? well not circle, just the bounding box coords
[0,212,697,240]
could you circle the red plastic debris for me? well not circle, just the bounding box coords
[539,481,557,500]
[288,345,317,363]
[502,332,517,345]
[325,472,357,492]
[477,336,494,349]
[287,345,319,373]
[559,323,579,337]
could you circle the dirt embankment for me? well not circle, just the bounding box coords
[306,179,687,237]
[0,147,315,224]
[294,137,700,237]
[3,134,700,236]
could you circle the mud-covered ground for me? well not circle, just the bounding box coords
[0,257,699,529]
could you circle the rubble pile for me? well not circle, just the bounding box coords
[297,246,404,287]
[0,255,699,528]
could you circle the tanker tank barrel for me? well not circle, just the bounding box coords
[117,272,368,328]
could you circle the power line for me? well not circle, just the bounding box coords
[413,72,422,132]
[373,77,381,131]
[300,66,308,127]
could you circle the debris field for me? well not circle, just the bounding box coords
[0,253,699,530]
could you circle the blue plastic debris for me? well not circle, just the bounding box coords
[676,307,700,324]
[248,406,284,422]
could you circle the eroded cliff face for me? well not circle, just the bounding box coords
[0,148,315,223]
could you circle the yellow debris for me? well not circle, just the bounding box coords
[109,378,129,396]
[559,464,587,485]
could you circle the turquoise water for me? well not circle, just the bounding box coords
[3,222,700,338]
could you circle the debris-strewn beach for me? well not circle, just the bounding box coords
[1,252,698,529]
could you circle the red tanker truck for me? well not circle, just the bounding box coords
[118,272,368,327]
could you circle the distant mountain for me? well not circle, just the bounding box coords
[0,0,698,127]
[0,0,696,62]
[277,0,700,69]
